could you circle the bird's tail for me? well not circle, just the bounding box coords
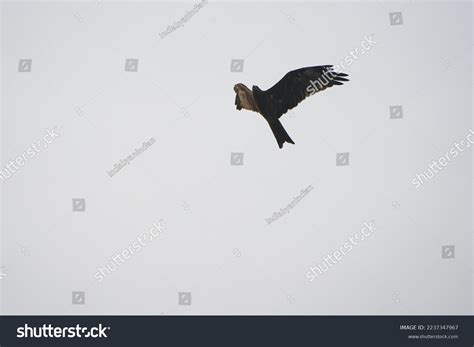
[267,119,295,149]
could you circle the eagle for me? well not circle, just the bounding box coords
[234,65,349,148]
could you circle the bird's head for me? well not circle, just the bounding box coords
[234,83,259,113]
[233,83,250,94]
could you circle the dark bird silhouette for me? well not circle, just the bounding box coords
[234,65,349,148]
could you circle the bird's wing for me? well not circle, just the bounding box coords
[264,66,349,118]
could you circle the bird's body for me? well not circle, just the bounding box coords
[234,65,349,148]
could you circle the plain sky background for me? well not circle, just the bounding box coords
[0,1,472,314]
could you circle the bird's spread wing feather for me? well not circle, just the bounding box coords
[264,66,349,118]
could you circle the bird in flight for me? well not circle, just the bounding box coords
[233,65,349,148]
